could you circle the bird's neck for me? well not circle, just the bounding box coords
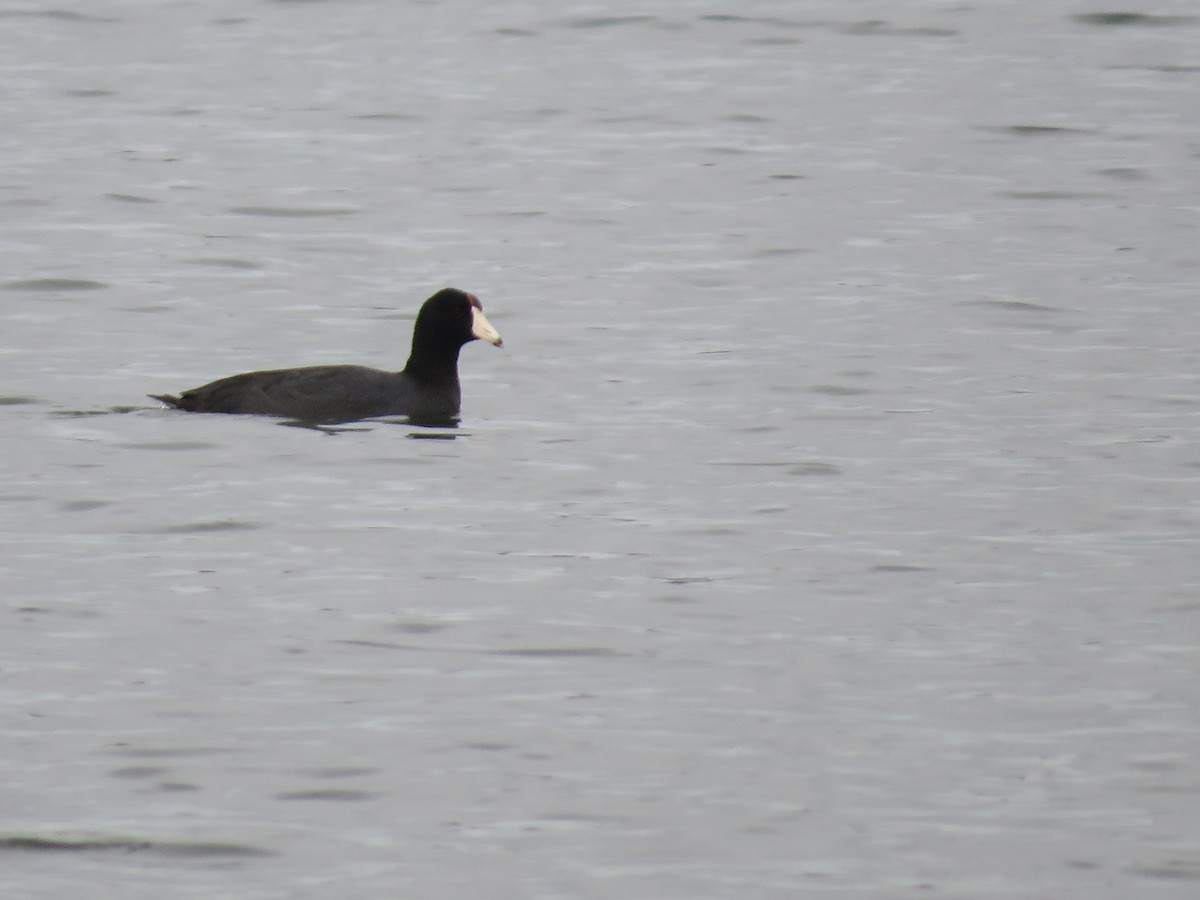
[403,344,462,386]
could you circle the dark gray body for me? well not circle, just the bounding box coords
[152,364,459,424]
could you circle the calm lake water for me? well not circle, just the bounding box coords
[2,1,1198,897]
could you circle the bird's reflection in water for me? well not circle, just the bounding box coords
[278,417,462,439]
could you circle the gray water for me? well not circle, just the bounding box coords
[2,1,1198,897]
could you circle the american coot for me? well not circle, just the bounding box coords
[151,287,502,425]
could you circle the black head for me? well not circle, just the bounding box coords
[412,288,503,354]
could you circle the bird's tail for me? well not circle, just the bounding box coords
[148,394,182,409]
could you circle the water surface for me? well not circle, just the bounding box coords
[2,1,1198,898]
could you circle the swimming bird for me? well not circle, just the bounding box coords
[150,287,502,424]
